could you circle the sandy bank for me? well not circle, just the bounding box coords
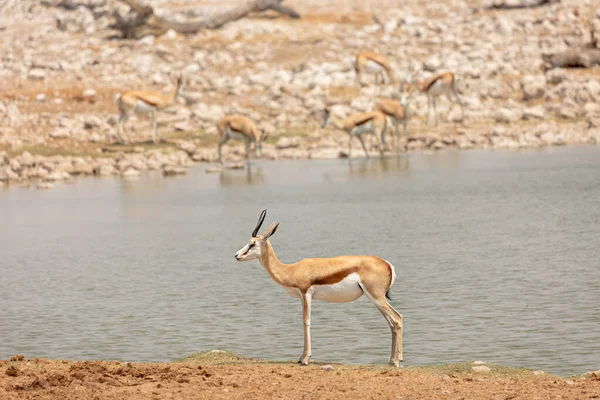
[1,351,599,399]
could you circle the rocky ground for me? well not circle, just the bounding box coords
[1,352,599,399]
[1,0,600,189]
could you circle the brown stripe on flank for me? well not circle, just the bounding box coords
[423,75,442,91]
[313,267,359,285]
[133,95,159,107]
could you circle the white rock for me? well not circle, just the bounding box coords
[83,89,97,100]
[275,137,301,149]
[423,56,441,72]
[532,370,545,375]
[522,105,545,120]
[122,168,140,177]
[96,164,116,176]
[493,108,522,123]
[521,75,546,101]
[28,69,46,80]
[84,115,102,130]
[137,35,155,46]
[320,365,335,371]
[472,366,491,373]
[35,93,46,102]
[545,68,567,85]
[49,128,71,139]
[447,108,464,123]
[163,165,187,176]
[162,29,177,40]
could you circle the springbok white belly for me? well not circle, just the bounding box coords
[312,273,364,303]
[226,127,248,141]
[134,100,156,113]
[366,60,386,74]
[353,121,374,136]
[428,79,446,96]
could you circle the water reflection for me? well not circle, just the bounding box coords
[347,155,410,180]
[219,165,264,187]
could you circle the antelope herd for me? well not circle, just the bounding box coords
[114,51,464,162]
[109,51,459,367]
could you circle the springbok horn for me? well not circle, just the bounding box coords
[252,209,267,237]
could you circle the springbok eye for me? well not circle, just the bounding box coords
[248,243,255,249]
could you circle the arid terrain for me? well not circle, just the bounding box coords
[1,352,599,400]
[1,0,600,189]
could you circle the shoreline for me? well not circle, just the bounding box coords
[1,351,599,399]
[2,127,599,190]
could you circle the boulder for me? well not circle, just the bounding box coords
[423,56,441,72]
[521,75,546,101]
[493,108,522,123]
[163,165,187,176]
[83,115,102,130]
[275,137,301,149]
[545,68,567,85]
[27,69,46,81]
[95,164,116,176]
[522,105,545,120]
[176,141,197,156]
[122,168,140,177]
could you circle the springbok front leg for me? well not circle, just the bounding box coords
[218,136,229,165]
[357,134,370,159]
[245,139,251,163]
[117,111,129,144]
[299,291,312,365]
[151,108,158,144]
[452,89,465,121]
[432,97,439,125]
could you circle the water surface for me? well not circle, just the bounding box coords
[1,147,599,376]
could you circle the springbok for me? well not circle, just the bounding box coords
[373,86,414,151]
[115,75,186,144]
[235,210,403,366]
[321,108,387,158]
[216,115,266,165]
[413,72,464,124]
[354,51,398,91]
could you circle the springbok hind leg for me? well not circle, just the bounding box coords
[359,283,402,366]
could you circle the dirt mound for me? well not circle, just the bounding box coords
[1,354,599,399]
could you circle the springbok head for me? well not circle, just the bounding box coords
[235,209,279,262]
[393,82,415,106]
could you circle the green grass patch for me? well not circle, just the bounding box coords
[177,350,259,365]
[7,144,102,159]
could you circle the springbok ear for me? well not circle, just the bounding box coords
[261,222,279,240]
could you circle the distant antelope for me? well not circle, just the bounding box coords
[373,86,414,151]
[354,51,398,91]
[216,115,266,165]
[235,209,403,366]
[115,75,186,144]
[321,108,387,158]
[414,72,464,124]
